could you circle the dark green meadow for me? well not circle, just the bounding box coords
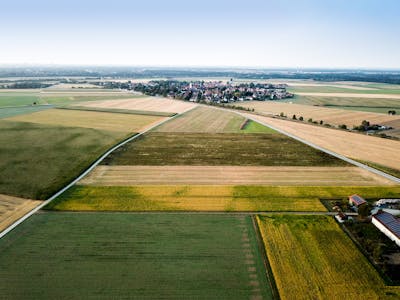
[102,132,348,166]
[0,212,272,300]
[0,120,129,199]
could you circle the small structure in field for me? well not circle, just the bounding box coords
[371,210,400,247]
[348,194,367,211]
[335,212,351,223]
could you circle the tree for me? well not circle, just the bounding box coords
[338,124,347,130]
[358,203,369,218]
[292,114,297,120]
[319,120,324,125]
[299,116,304,121]
[307,118,313,123]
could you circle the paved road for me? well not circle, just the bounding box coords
[204,104,400,184]
[0,105,198,239]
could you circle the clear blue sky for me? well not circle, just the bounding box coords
[1,0,399,69]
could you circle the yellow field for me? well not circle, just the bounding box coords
[78,97,197,114]
[296,92,400,99]
[155,106,245,133]
[243,113,400,170]
[48,185,327,212]
[257,215,399,299]
[243,101,400,128]
[0,194,41,232]
[7,108,165,133]
[79,165,395,186]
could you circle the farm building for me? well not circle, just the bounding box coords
[371,211,400,247]
[349,194,367,208]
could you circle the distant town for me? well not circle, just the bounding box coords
[99,80,294,103]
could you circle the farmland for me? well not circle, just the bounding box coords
[0,194,41,232]
[7,108,165,133]
[0,212,272,299]
[0,105,51,119]
[155,106,245,133]
[244,113,400,171]
[257,215,399,299]
[102,132,347,166]
[242,101,400,132]
[0,120,125,199]
[46,185,400,212]
[78,96,197,114]
[79,165,394,186]
[293,95,400,113]
[0,89,135,107]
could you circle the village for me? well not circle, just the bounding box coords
[129,80,294,103]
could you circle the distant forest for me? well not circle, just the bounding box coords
[1,67,400,84]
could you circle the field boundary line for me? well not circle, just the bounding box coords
[0,104,198,239]
[204,104,400,184]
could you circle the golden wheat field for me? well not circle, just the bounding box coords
[7,108,166,133]
[257,215,399,299]
[242,101,400,129]
[243,113,400,171]
[77,97,197,114]
[0,194,41,232]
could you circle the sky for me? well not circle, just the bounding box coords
[1,0,400,69]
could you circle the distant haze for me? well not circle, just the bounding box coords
[1,0,399,69]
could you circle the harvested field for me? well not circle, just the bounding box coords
[243,101,400,129]
[80,166,394,186]
[257,215,399,299]
[46,185,327,212]
[243,113,400,171]
[7,108,165,133]
[0,121,127,199]
[0,194,41,232]
[102,132,348,166]
[0,213,273,299]
[155,106,245,133]
[296,92,400,98]
[78,97,197,114]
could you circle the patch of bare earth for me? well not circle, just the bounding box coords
[79,166,394,186]
[0,194,41,232]
[242,113,400,171]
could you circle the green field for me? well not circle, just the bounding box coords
[102,132,347,166]
[0,105,52,119]
[0,212,273,299]
[60,106,176,117]
[0,120,128,199]
[45,185,328,212]
[257,215,400,299]
[0,89,137,108]
[240,120,277,133]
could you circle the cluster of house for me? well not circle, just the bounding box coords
[132,80,294,103]
[336,195,400,247]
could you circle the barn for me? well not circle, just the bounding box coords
[348,194,367,207]
[371,210,400,247]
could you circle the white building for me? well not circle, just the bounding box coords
[371,211,400,247]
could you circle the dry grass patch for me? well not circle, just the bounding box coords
[80,166,394,186]
[0,194,41,232]
[7,108,165,133]
[257,215,399,299]
[78,97,197,114]
[243,113,400,171]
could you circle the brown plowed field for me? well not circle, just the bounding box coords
[78,97,197,114]
[243,113,400,170]
[0,194,41,232]
[79,166,394,186]
[242,101,400,129]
